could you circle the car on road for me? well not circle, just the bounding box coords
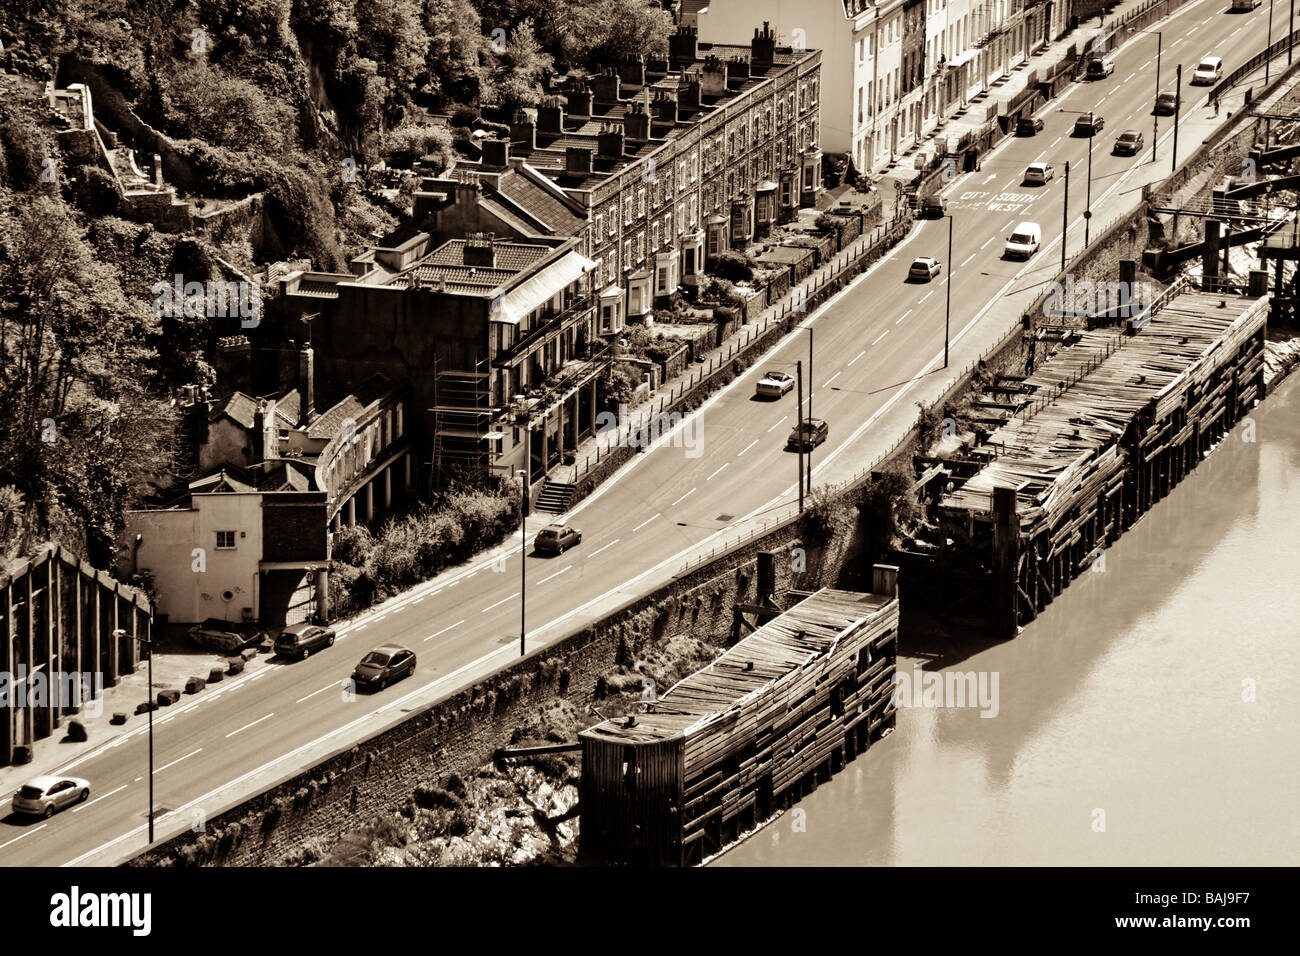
[274,622,335,660]
[1085,58,1115,79]
[1153,90,1178,115]
[1191,56,1223,85]
[535,523,582,555]
[1073,113,1105,136]
[1023,162,1055,185]
[908,256,942,281]
[755,369,796,398]
[1003,222,1042,259]
[1113,130,1145,155]
[1231,0,1261,8]
[918,194,947,218]
[12,775,90,818]
[351,645,416,691]
[1016,115,1044,136]
[187,618,266,654]
[787,418,829,452]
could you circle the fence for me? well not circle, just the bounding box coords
[1212,26,1300,103]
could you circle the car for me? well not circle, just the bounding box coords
[187,618,266,654]
[918,194,947,218]
[1016,115,1044,136]
[1085,58,1115,79]
[535,523,582,555]
[1113,130,1145,155]
[1153,90,1178,115]
[908,256,942,281]
[1023,162,1055,185]
[12,775,90,818]
[786,418,829,452]
[1231,0,1261,9]
[1003,222,1042,259]
[1191,56,1223,85]
[755,369,796,398]
[1073,113,1104,136]
[351,644,416,691]
[274,622,335,660]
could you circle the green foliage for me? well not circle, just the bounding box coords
[599,361,642,410]
[160,60,298,156]
[383,123,454,169]
[709,250,755,283]
[854,466,920,555]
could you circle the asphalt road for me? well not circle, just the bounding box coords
[0,0,1277,866]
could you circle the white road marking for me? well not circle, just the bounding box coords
[706,463,728,481]
[895,309,912,325]
[919,290,934,302]
[481,592,520,613]
[73,784,127,812]
[296,683,340,704]
[1050,136,1061,148]
[824,372,842,386]
[872,329,889,345]
[671,487,696,506]
[588,539,620,558]
[737,439,759,456]
[356,623,367,630]
[982,173,996,183]
[981,236,994,249]
[226,715,274,739]
[767,416,788,432]
[424,620,465,642]
[0,825,46,850]
[538,566,571,584]
[962,253,977,266]
[848,350,866,366]
[632,514,660,532]
[153,749,202,773]
[1125,73,1136,82]
[412,596,424,604]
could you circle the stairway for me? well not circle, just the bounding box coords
[534,479,575,515]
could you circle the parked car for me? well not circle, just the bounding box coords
[918,194,947,218]
[755,369,796,398]
[187,618,266,654]
[908,256,942,281]
[1073,113,1105,136]
[351,645,417,691]
[1085,58,1115,79]
[1154,90,1178,115]
[12,775,89,818]
[1016,115,1045,136]
[274,622,335,660]
[1192,56,1223,85]
[1023,162,1055,185]
[1113,130,1145,155]
[786,418,829,452]
[535,523,582,555]
[1231,0,1262,9]
[1003,222,1042,259]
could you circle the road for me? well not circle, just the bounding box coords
[0,0,1278,866]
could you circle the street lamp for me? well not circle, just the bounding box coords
[943,213,953,368]
[1060,160,1071,272]
[1059,108,1097,247]
[1268,0,1276,85]
[118,628,154,844]
[1128,26,1162,163]
[515,467,528,658]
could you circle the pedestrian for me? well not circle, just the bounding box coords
[1213,95,1219,116]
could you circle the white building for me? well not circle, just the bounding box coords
[696,0,1071,174]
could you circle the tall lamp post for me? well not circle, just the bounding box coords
[1268,0,1276,85]
[516,466,528,658]
[1061,160,1071,272]
[120,628,154,844]
[1128,27,1162,163]
[943,213,953,368]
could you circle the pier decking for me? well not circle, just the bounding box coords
[580,574,899,866]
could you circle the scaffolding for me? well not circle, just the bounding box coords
[430,354,493,490]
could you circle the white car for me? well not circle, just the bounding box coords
[1004,222,1042,259]
[12,775,90,818]
[1024,162,1054,185]
[1191,56,1223,85]
[908,256,942,281]
[755,370,796,398]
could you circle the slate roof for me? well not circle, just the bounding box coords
[307,374,396,441]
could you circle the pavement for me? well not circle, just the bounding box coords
[0,0,1290,867]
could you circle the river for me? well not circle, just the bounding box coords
[716,370,1300,866]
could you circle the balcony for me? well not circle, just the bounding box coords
[493,294,595,369]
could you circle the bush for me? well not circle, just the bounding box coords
[450,106,480,128]
[710,250,755,283]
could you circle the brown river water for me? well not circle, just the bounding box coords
[715,371,1300,866]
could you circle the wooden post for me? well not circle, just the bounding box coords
[991,487,1020,640]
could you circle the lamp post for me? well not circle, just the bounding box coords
[1172,63,1182,174]
[1268,0,1276,85]
[1129,27,1162,163]
[806,327,813,498]
[944,213,953,368]
[120,628,154,844]
[516,466,528,658]
[1061,160,1070,272]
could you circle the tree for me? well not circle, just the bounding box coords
[481,18,552,113]
[421,0,487,107]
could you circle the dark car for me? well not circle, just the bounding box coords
[1016,116,1044,136]
[351,644,417,691]
[274,622,335,660]
[1073,113,1104,136]
[534,523,582,555]
[1153,90,1177,115]
[787,418,829,452]
[187,618,266,654]
[1113,130,1144,155]
[918,194,947,218]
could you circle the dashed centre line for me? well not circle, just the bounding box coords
[73,784,127,812]
[895,309,912,325]
[824,372,842,386]
[297,683,341,704]
[589,539,620,557]
[671,488,696,506]
[226,716,274,739]
[872,329,889,346]
[481,592,520,613]
[632,514,660,532]
[706,463,728,481]
[767,415,788,432]
[538,566,571,584]
[424,620,465,642]
[848,350,866,366]
[738,439,759,456]
[154,748,202,772]
[919,290,934,302]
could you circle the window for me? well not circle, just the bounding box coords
[679,160,686,190]
[637,187,646,217]
[623,238,631,269]
[624,196,633,225]
[216,531,237,550]
[651,221,659,251]
[595,213,603,244]
[690,151,698,182]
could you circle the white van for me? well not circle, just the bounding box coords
[1004,222,1041,259]
[1192,56,1223,85]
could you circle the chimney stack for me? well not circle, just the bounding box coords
[597,122,625,160]
[669,25,698,70]
[565,146,594,176]
[481,136,510,169]
[729,55,751,82]
[299,345,315,428]
[652,89,678,126]
[511,111,536,151]
[463,232,497,268]
[678,71,701,111]
[701,56,729,98]
[624,100,651,144]
[538,98,565,134]
[593,68,621,106]
[214,335,252,398]
[618,54,646,87]
[752,22,776,68]
[566,81,593,119]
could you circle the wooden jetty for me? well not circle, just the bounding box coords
[579,570,900,866]
[934,289,1267,638]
